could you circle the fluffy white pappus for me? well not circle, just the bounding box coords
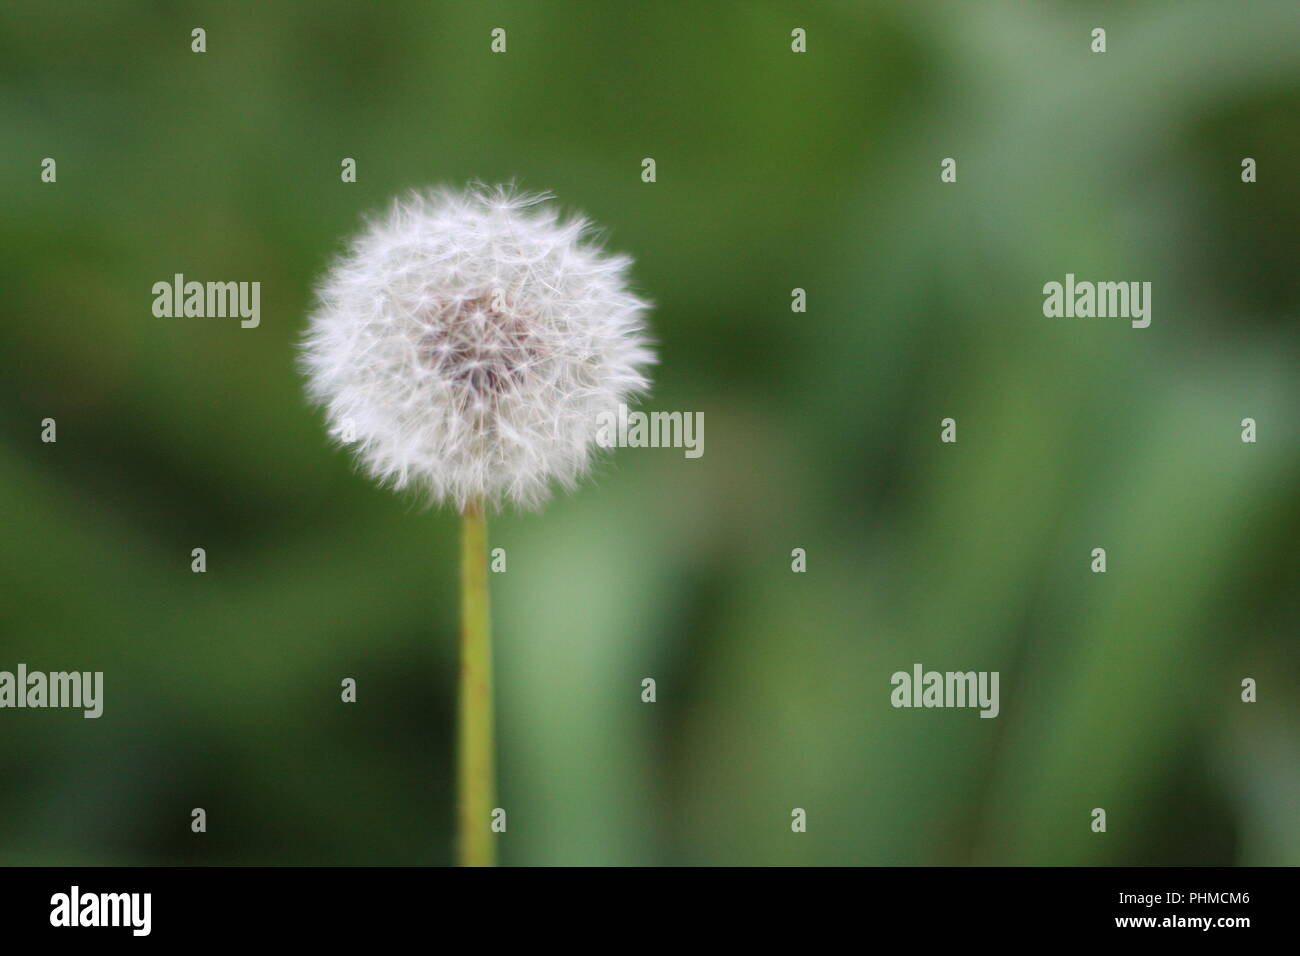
[300,185,655,510]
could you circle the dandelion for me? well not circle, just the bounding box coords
[300,185,654,865]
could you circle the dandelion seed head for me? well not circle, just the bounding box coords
[300,185,655,510]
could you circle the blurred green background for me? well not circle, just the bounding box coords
[2,0,1297,866]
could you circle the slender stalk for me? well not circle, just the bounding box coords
[457,498,496,867]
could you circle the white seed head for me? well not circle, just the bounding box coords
[300,185,655,510]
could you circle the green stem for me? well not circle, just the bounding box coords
[457,498,496,867]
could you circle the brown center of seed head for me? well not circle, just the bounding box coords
[418,292,540,399]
